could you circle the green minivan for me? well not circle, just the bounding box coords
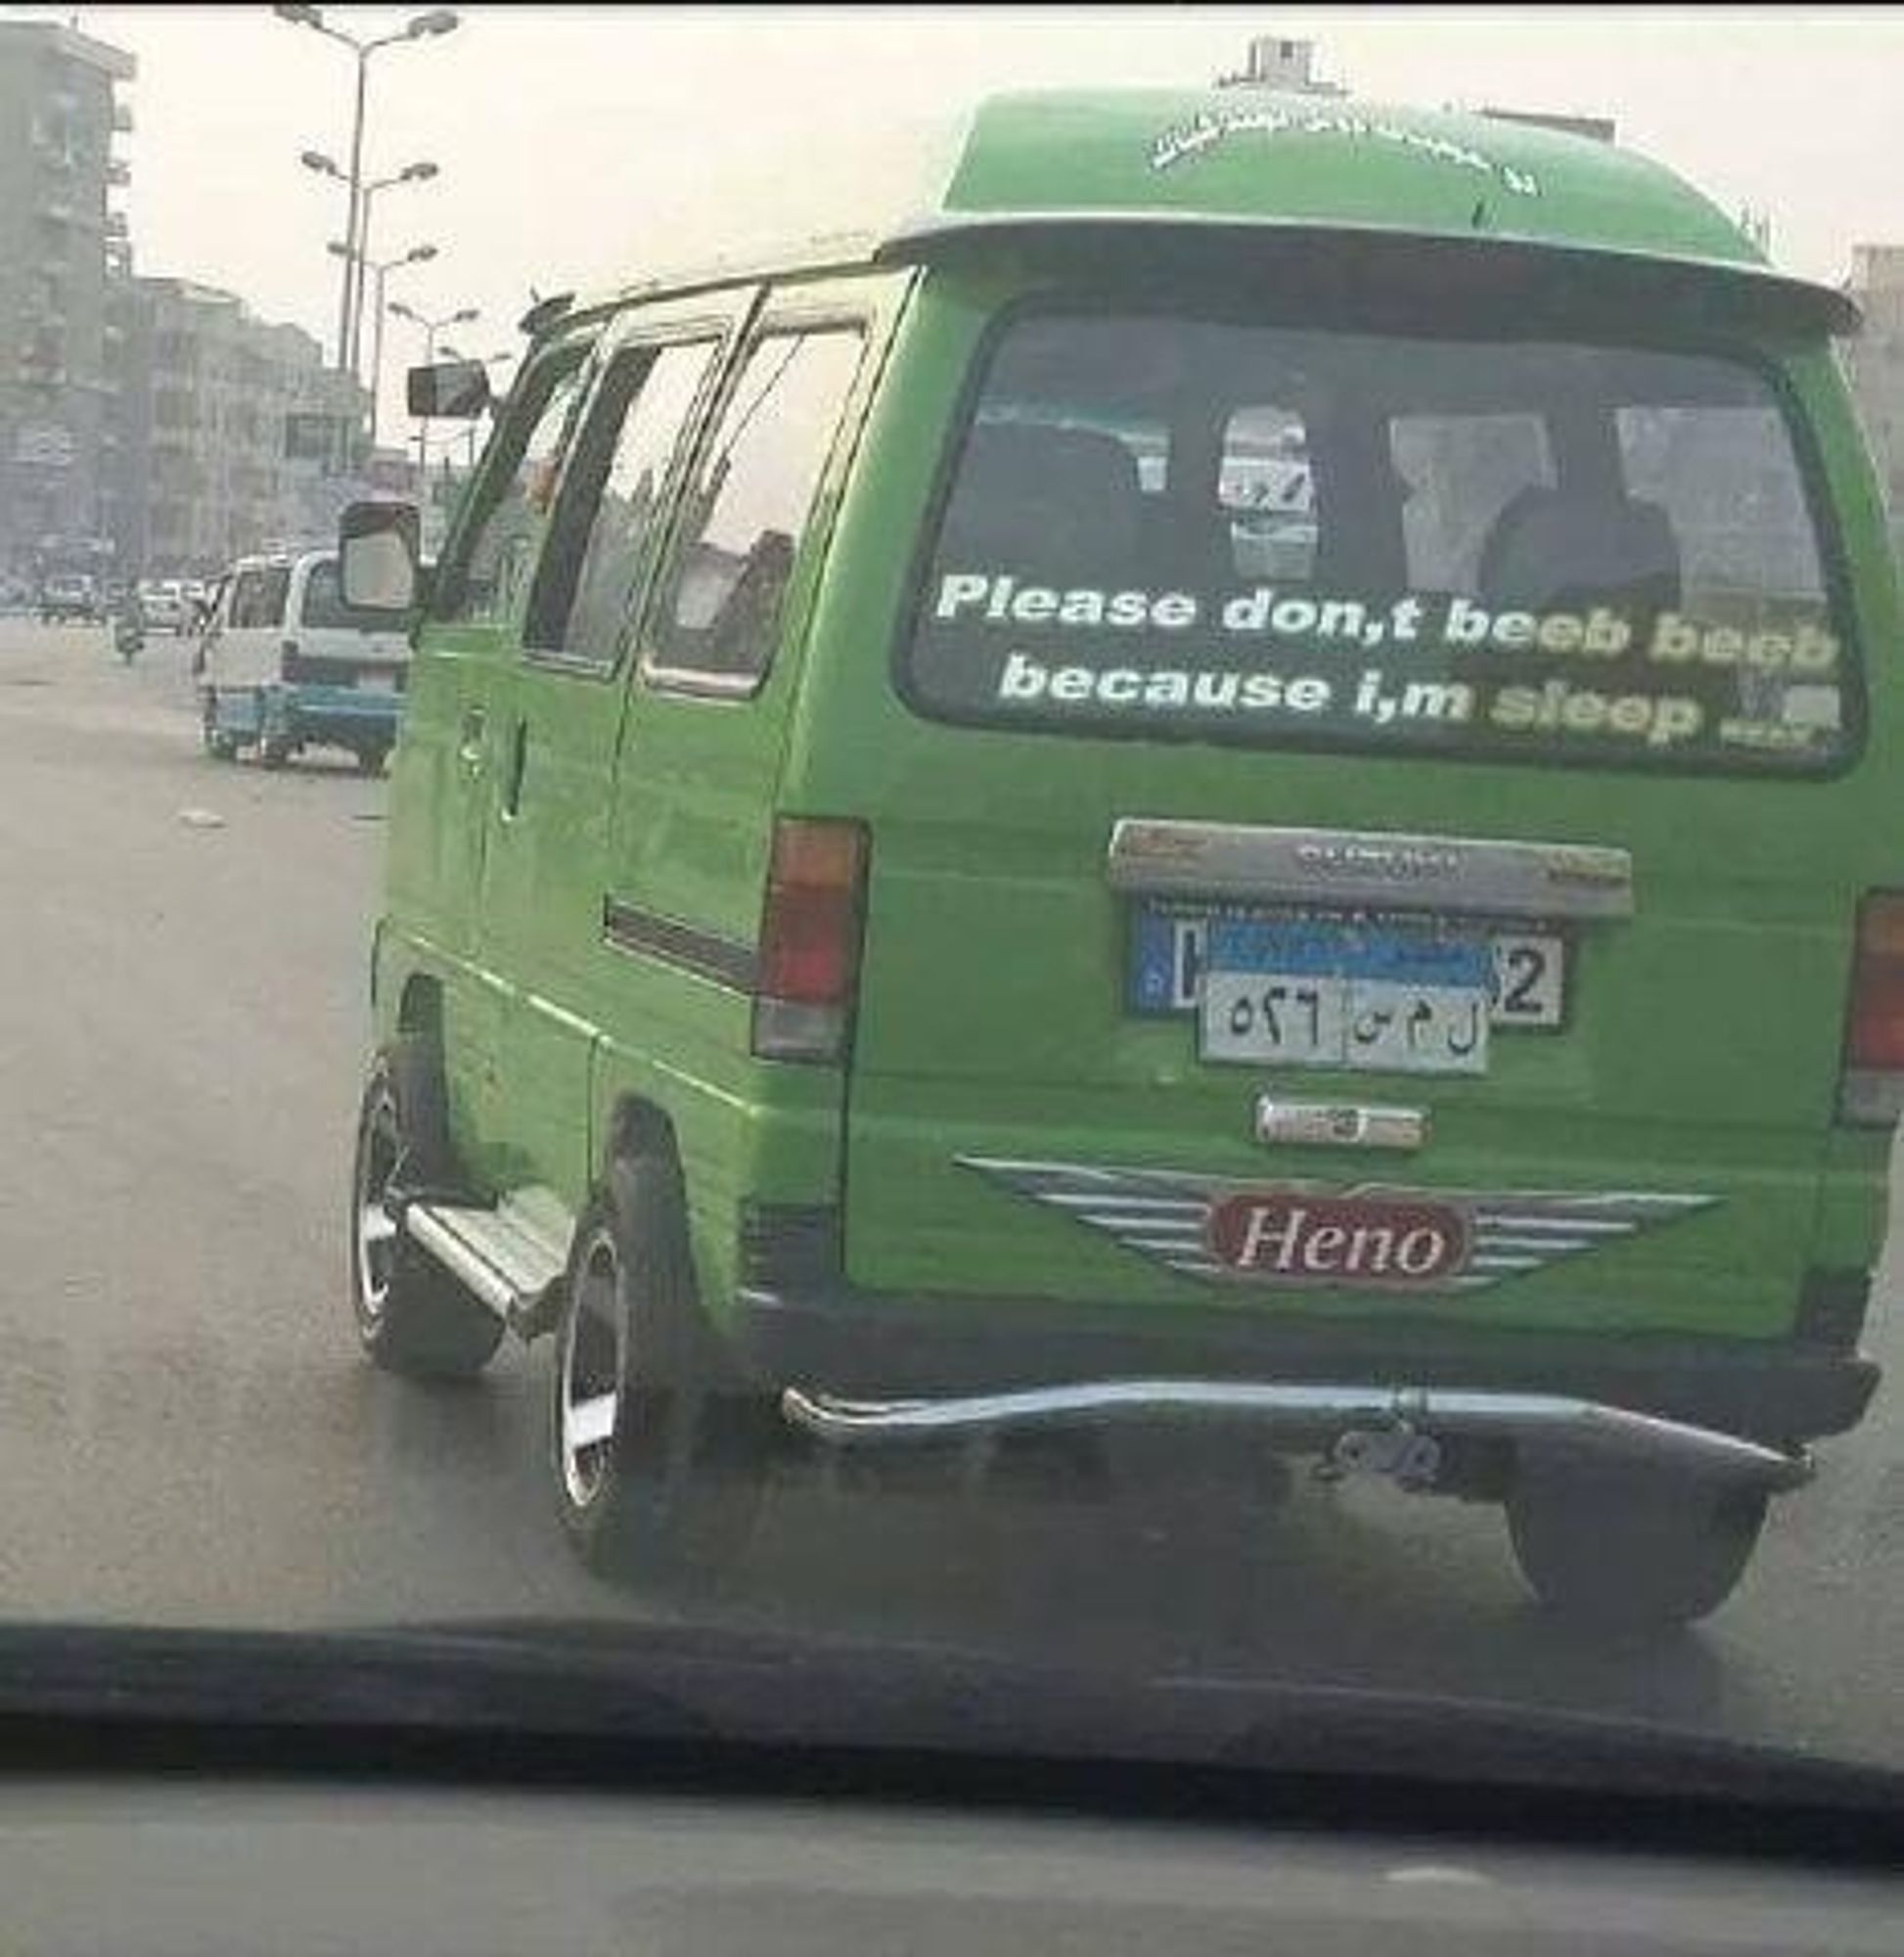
[340,88,1897,1628]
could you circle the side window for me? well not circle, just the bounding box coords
[651,327,864,684]
[526,337,718,666]
[229,567,288,628]
[1616,403,1823,606]
[1222,404,1315,580]
[433,341,592,625]
[1388,412,1555,594]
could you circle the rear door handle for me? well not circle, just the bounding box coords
[458,705,485,773]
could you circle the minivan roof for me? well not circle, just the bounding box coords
[560,87,1854,336]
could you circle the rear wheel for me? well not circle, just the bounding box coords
[1506,1459,1768,1632]
[551,1149,774,1589]
[354,743,390,777]
[200,697,239,761]
[348,1037,504,1380]
[256,734,292,769]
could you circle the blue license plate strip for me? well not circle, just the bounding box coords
[1127,902,1561,1024]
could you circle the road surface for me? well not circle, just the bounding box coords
[0,615,1898,1769]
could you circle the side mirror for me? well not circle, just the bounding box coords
[340,499,421,614]
[406,358,490,420]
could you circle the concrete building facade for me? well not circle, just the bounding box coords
[121,277,368,579]
[0,19,135,582]
[1843,245,1904,558]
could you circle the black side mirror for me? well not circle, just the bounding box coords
[340,499,422,614]
[406,358,490,420]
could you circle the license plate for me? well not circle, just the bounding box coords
[1200,919,1491,1073]
[1127,908,1558,1065]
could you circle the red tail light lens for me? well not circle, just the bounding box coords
[752,818,868,1062]
[1840,893,1904,1124]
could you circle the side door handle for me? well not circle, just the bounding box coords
[458,705,486,774]
[501,716,528,821]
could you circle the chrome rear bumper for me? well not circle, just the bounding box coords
[780,1379,1812,1492]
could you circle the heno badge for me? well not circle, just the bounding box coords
[1205,1190,1471,1284]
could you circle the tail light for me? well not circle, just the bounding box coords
[1839,892,1904,1125]
[751,817,869,1064]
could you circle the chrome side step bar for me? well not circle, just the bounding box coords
[401,1189,572,1337]
[780,1380,1811,1492]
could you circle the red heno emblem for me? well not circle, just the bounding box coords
[1206,1191,1471,1284]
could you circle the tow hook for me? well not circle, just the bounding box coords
[1316,1423,1443,1491]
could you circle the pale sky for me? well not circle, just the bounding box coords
[24,5,1904,435]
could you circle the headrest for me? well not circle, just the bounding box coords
[937,422,1144,581]
[1477,483,1682,615]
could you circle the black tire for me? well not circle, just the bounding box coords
[1506,1459,1769,1632]
[257,734,292,770]
[355,744,390,778]
[550,1148,774,1587]
[200,699,238,761]
[348,1037,504,1380]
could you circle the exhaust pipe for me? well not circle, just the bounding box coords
[780,1379,1811,1492]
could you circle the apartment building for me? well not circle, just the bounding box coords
[118,277,367,579]
[0,19,135,581]
[1843,245,1904,557]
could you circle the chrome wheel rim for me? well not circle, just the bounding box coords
[559,1227,624,1510]
[352,1087,401,1323]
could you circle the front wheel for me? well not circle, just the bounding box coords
[349,1038,504,1380]
[551,1151,773,1588]
[1506,1460,1769,1632]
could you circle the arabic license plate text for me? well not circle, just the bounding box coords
[1198,920,1491,1074]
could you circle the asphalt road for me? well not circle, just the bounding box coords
[0,614,1899,1770]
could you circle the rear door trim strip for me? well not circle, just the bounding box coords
[602,897,757,994]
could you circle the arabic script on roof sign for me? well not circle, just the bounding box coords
[1150,105,1541,198]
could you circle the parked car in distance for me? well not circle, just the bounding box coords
[138,579,193,634]
[38,572,103,624]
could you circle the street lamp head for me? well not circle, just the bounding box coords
[388,300,419,324]
[399,161,439,183]
[274,3,324,26]
[408,9,460,37]
[326,241,351,260]
[452,307,479,325]
[405,244,439,265]
[299,149,341,178]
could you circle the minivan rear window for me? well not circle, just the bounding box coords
[905,311,1854,773]
[301,558,393,633]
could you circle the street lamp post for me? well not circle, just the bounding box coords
[332,241,436,449]
[300,153,437,380]
[351,160,438,376]
[389,299,478,488]
[274,5,460,378]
